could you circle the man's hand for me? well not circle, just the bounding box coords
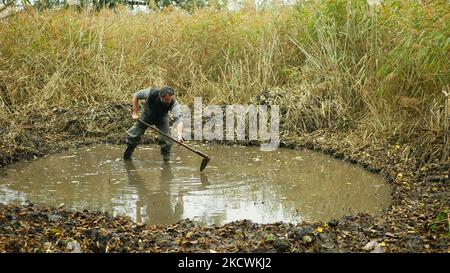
[177,135,184,143]
[132,95,140,120]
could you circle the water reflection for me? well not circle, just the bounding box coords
[124,161,184,225]
[0,145,391,226]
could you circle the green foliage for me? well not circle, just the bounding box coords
[15,0,215,12]
[152,0,208,11]
[430,208,449,237]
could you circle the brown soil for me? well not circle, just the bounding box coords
[0,103,448,252]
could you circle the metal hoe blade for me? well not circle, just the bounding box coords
[200,157,210,172]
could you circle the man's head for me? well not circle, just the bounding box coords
[159,86,175,106]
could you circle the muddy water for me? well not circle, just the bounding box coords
[0,144,391,225]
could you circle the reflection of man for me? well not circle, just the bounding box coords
[160,162,184,220]
[123,161,184,225]
[123,161,145,223]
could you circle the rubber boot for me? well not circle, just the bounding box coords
[123,143,137,160]
[160,144,171,162]
[162,154,170,162]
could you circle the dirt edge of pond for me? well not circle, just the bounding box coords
[0,103,448,253]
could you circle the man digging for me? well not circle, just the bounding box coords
[123,86,183,162]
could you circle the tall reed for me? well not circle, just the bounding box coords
[1,0,448,164]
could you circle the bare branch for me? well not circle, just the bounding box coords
[0,1,15,14]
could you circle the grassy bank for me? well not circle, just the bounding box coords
[0,105,448,252]
[1,0,449,165]
[0,1,448,253]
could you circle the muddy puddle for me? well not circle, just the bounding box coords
[0,144,391,225]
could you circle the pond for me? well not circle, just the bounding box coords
[0,144,391,226]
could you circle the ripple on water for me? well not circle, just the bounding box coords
[0,144,391,226]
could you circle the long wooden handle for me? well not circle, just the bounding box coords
[138,119,209,159]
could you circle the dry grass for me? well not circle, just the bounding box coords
[0,0,449,165]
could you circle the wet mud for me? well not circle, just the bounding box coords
[0,103,448,252]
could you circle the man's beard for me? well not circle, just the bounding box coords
[160,98,170,106]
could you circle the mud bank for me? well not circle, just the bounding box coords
[0,103,448,252]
